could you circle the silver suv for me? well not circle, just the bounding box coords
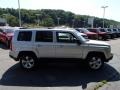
[9,28,113,70]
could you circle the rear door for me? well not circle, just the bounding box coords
[35,31,55,58]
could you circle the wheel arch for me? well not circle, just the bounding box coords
[86,51,106,61]
[18,51,37,60]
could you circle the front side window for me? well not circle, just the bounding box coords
[36,31,53,42]
[17,31,32,41]
[56,32,77,43]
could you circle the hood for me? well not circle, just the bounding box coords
[86,32,96,35]
[79,32,87,36]
[99,32,106,34]
[85,40,110,46]
[6,33,14,37]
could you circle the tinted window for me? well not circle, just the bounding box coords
[108,29,111,31]
[56,32,77,43]
[36,31,53,42]
[17,31,32,41]
[113,29,117,31]
[100,29,105,32]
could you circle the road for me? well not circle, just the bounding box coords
[0,39,120,90]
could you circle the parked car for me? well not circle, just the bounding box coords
[78,32,88,39]
[0,28,15,47]
[76,28,98,39]
[118,29,120,36]
[112,29,120,37]
[9,28,113,70]
[88,28,109,40]
[99,28,113,39]
[107,29,116,38]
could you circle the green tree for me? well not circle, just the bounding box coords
[41,17,54,27]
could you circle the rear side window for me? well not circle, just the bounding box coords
[17,31,32,41]
[35,31,53,42]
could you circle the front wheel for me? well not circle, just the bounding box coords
[87,54,104,70]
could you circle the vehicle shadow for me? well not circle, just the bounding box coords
[0,62,120,89]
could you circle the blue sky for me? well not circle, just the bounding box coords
[0,0,120,22]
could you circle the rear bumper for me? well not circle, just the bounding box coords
[106,53,113,62]
[9,50,19,61]
[9,54,18,61]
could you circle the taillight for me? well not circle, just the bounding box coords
[10,42,12,51]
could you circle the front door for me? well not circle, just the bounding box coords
[55,32,83,58]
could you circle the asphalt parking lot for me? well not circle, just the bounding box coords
[0,39,120,90]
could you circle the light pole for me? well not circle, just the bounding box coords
[36,14,40,26]
[3,14,8,26]
[101,6,108,28]
[72,19,75,28]
[18,0,21,27]
[57,17,60,26]
[83,20,86,28]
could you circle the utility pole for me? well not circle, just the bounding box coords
[18,0,21,27]
[101,6,108,28]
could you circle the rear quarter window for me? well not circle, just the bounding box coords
[17,31,32,41]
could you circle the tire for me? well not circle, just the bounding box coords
[19,54,38,70]
[87,54,104,70]
[98,36,102,40]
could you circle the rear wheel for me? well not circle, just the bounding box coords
[19,54,38,70]
[87,54,104,70]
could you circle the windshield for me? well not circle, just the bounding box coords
[77,28,89,33]
[100,29,105,32]
[82,29,90,33]
[108,29,111,31]
[113,29,117,32]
